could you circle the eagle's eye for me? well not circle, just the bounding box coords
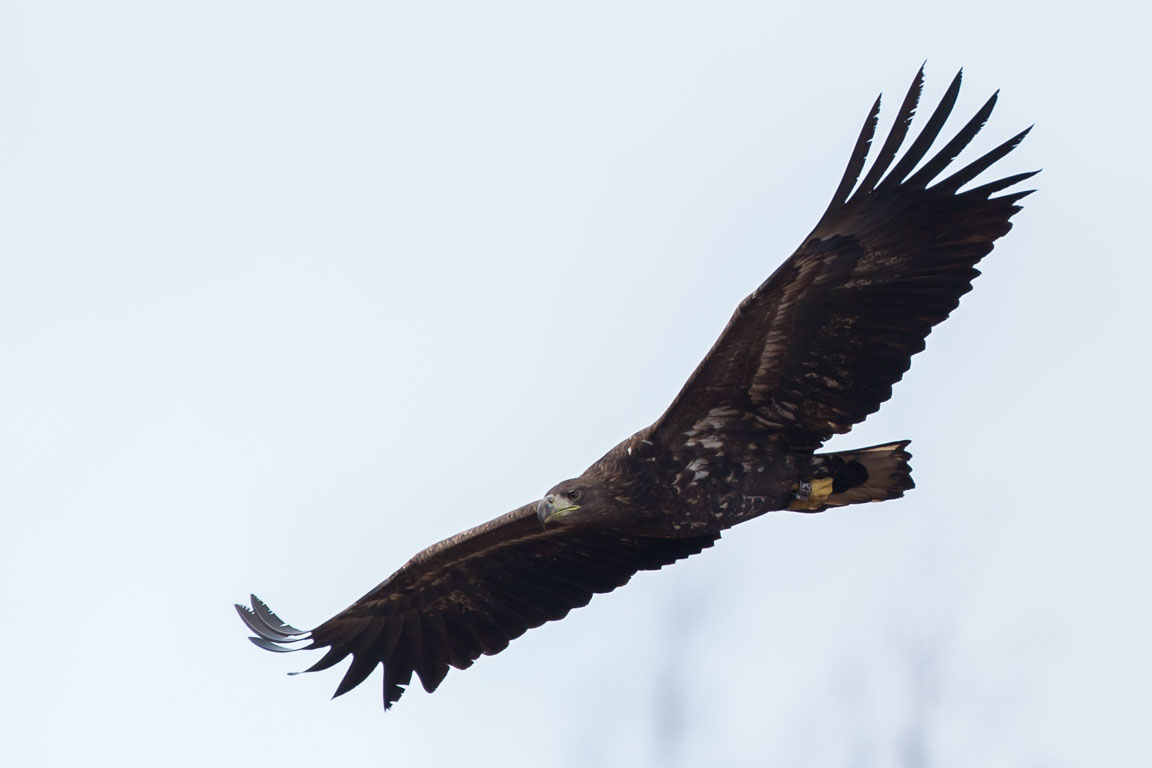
[568,489,582,502]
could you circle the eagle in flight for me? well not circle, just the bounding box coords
[237,67,1035,709]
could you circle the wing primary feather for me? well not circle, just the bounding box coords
[248,636,305,653]
[905,90,998,189]
[961,169,1040,198]
[235,604,274,639]
[455,608,512,656]
[383,659,413,710]
[935,126,1034,193]
[437,609,483,669]
[821,94,881,216]
[414,613,453,693]
[854,65,925,198]
[248,594,306,637]
[301,644,353,674]
[381,611,421,709]
[877,69,963,192]
[465,586,532,640]
[460,567,563,625]
[366,614,403,666]
[980,189,1036,208]
[234,602,308,642]
[421,605,469,669]
[417,659,451,695]
[398,610,422,676]
[499,566,601,608]
[333,653,381,698]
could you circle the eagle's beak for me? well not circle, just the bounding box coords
[536,495,579,526]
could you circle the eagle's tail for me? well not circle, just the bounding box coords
[790,440,914,511]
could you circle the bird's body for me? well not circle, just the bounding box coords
[541,425,908,537]
[238,67,1036,710]
[542,424,802,537]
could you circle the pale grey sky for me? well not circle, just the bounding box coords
[2,2,1149,767]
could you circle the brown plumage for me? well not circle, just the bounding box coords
[237,66,1036,710]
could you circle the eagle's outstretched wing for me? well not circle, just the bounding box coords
[652,67,1035,451]
[237,504,717,708]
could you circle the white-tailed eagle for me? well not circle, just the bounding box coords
[237,67,1035,709]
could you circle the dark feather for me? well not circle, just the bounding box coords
[855,66,924,197]
[333,652,379,698]
[876,69,963,193]
[905,91,998,189]
[937,126,1034,194]
[250,594,305,637]
[822,95,881,216]
[248,636,302,653]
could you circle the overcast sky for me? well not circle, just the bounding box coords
[2,2,1149,766]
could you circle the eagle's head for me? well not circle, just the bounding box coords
[536,478,593,526]
[537,467,635,527]
[538,443,644,527]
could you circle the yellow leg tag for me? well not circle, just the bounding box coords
[788,477,835,510]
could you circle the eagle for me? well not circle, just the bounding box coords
[237,67,1035,710]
